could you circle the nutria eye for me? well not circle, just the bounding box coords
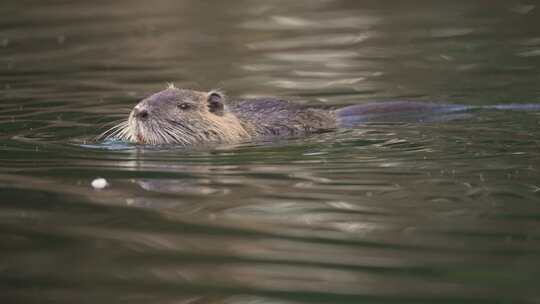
[178,103,190,110]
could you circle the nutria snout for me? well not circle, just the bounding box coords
[132,105,149,120]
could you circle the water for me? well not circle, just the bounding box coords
[1,1,540,303]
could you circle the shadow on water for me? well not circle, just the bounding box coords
[1,1,540,303]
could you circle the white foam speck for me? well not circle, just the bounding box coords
[91,178,109,190]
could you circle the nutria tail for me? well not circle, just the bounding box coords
[335,101,540,127]
[479,104,540,111]
[335,101,470,127]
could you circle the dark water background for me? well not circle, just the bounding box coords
[1,1,540,303]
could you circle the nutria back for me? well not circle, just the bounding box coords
[230,98,337,137]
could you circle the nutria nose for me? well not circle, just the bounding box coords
[133,106,149,120]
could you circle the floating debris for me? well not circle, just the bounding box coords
[91,178,108,190]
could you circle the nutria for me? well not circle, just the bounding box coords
[103,85,338,145]
[102,84,540,145]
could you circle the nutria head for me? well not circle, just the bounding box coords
[103,85,249,145]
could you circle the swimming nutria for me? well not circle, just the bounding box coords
[102,84,540,145]
[103,85,338,145]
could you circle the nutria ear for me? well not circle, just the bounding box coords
[207,91,225,115]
